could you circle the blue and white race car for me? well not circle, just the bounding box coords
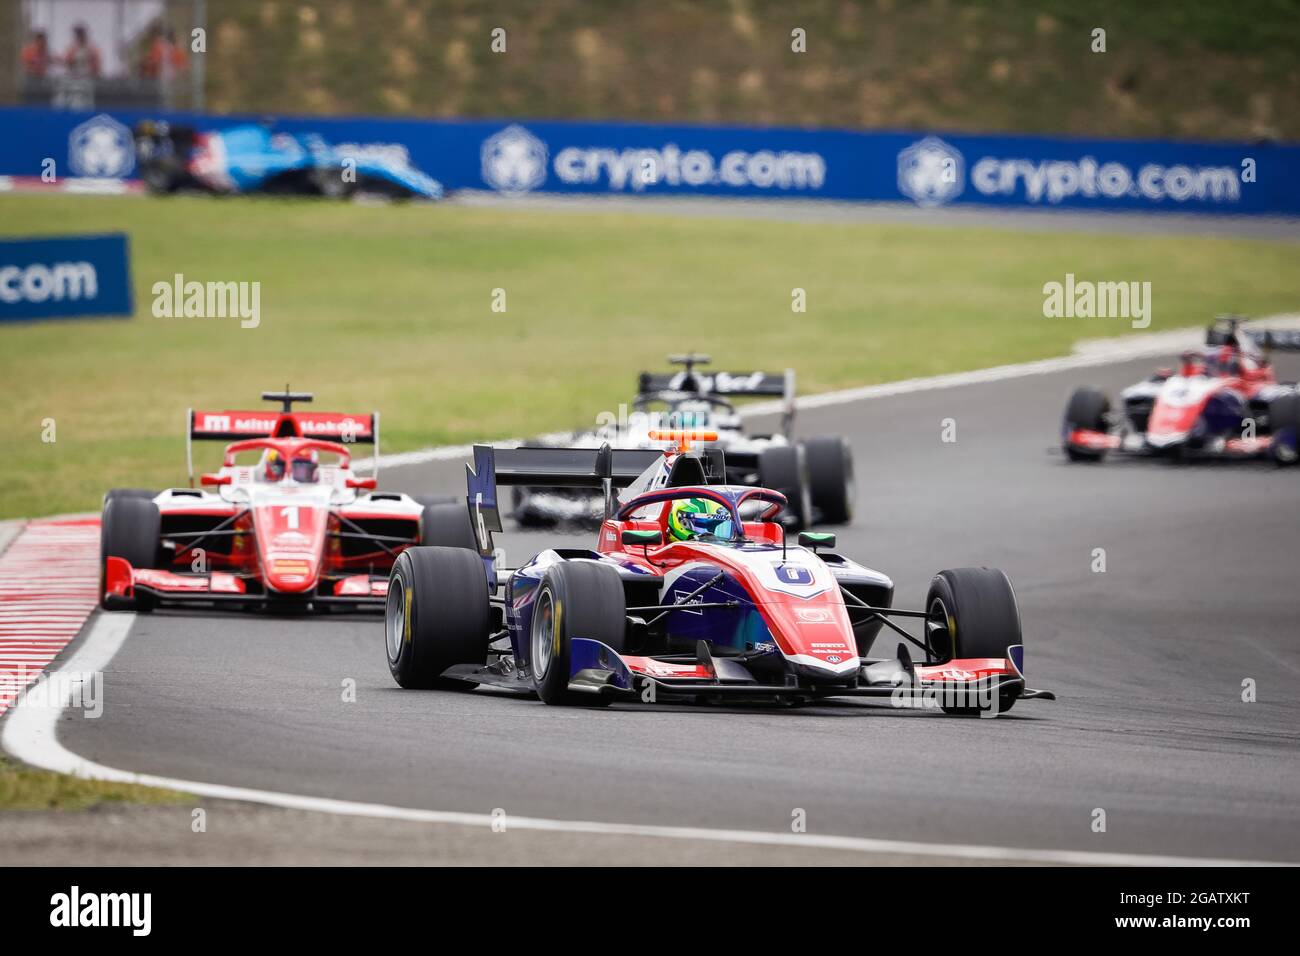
[133,119,443,200]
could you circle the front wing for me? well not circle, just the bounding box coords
[103,556,389,609]
[443,639,1054,713]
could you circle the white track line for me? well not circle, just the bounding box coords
[356,316,1300,470]
[3,614,1287,866]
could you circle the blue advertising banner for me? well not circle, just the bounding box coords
[0,106,1295,216]
[0,234,132,322]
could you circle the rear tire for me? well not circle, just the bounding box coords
[1268,393,1300,466]
[924,567,1022,715]
[803,436,854,525]
[530,561,625,706]
[386,547,490,689]
[100,495,161,611]
[1063,387,1110,462]
[103,488,158,503]
[420,501,478,550]
[759,445,811,530]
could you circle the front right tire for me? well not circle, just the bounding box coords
[1062,386,1110,462]
[100,494,161,611]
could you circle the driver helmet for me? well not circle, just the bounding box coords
[667,497,733,542]
[668,401,712,431]
[1217,345,1240,376]
[263,449,286,482]
[290,448,320,483]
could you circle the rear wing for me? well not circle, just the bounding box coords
[465,444,662,556]
[635,367,797,437]
[1252,329,1300,352]
[1209,316,1300,353]
[186,399,379,485]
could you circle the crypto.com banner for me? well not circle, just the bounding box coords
[1,105,1296,215]
[0,234,132,323]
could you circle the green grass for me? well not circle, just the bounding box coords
[1,192,1297,519]
[0,756,190,811]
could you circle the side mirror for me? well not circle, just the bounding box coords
[798,531,836,551]
[200,472,231,486]
[346,477,378,490]
[622,529,663,547]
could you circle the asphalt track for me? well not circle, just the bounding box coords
[453,191,1300,242]
[41,349,1300,864]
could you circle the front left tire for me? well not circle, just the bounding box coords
[924,567,1023,715]
[1268,393,1300,466]
[530,561,626,707]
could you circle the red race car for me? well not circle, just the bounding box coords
[100,390,473,612]
[1063,317,1300,463]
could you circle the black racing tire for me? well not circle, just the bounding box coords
[103,488,158,503]
[100,495,161,612]
[1062,387,1110,462]
[311,165,357,199]
[385,547,490,689]
[530,561,626,707]
[802,436,854,525]
[420,501,478,550]
[139,159,182,195]
[925,567,1023,716]
[1268,393,1300,466]
[759,445,811,530]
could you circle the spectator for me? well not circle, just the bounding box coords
[20,29,52,78]
[63,23,102,79]
[140,24,189,81]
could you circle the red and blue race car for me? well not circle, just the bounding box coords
[1063,317,1300,464]
[385,430,1052,715]
[100,390,473,612]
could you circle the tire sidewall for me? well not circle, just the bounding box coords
[386,547,489,689]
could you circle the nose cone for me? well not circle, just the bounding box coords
[263,556,320,593]
[251,501,327,593]
[762,600,859,682]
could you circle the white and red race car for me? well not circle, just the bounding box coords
[1063,318,1300,464]
[100,391,473,612]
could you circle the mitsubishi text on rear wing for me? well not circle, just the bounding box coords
[189,410,377,442]
[465,444,662,558]
[185,389,380,485]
